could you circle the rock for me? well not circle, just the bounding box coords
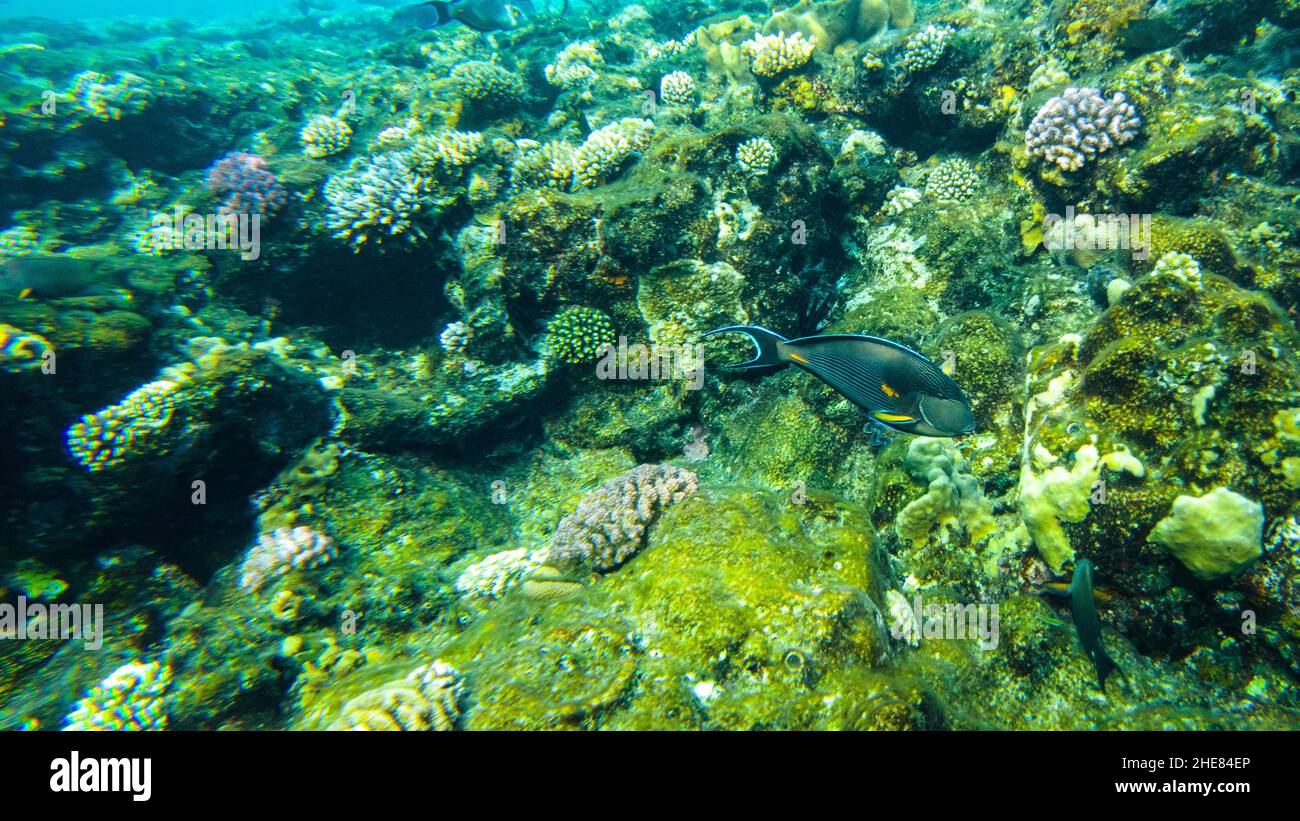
[1148,487,1265,580]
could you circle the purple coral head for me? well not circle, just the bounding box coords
[543,464,699,572]
[1025,87,1140,172]
[206,151,288,218]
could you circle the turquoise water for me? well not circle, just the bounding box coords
[1,0,1298,731]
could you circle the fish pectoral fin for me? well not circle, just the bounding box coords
[872,411,916,423]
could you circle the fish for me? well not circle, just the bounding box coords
[702,326,976,438]
[392,0,535,32]
[1043,559,1127,692]
[0,255,109,299]
[292,0,337,14]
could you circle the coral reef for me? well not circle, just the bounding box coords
[206,152,288,218]
[542,464,699,572]
[237,526,338,594]
[64,661,168,731]
[3,0,1300,736]
[327,661,462,731]
[299,115,352,159]
[545,306,616,365]
[324,151,432,249]
[743,32,817,78]
[1025,87,1141,172]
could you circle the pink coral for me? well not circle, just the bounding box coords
[238,525,337,592]
[207,151,288,218]
[543,464,699,571]
[1025,87,1140,172]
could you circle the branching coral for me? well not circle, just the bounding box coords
[1025,87,1141,172]
[545,306,616,364]
[736,137,779,177]
[324,150,433,250]
[238,525,338,593]
[925,158,979,203]
[742,31,816,78]
[64,661,169,731]
[572,118,654,187]
[299,115,352,158]
[206,152,288,218]
[66,379,185,471]
[329,661,463,731]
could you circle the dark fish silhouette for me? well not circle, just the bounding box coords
[1044,559,1127,692]
[392,0,535,32]
[703,326,976,438]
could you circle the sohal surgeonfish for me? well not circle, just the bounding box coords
[392,0,535,32]
[0,255,109,299]
[703,325,976,438]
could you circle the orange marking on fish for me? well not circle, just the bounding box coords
[789,353,810,364]
[881,382,900,399]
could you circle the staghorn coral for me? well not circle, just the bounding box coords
[206,152,288,218]
[545,306,616,365]
[743,31,816,78]
[1025,87,1141,172]
[329,661,463,731]
[299,115,352,158]
[237,525,338,593]
[735,136,779,177]
[542,464,699,572]
[64,661,168,731]
[324,150,433,250]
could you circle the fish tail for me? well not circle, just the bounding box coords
[702,326,789,369]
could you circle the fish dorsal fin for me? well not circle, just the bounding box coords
[785,333,935,365]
